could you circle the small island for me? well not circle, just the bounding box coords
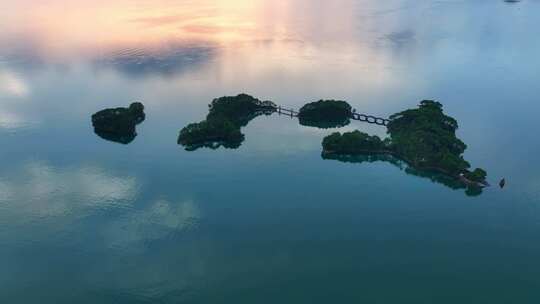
[91,102,145,144]
[178,94,276,150]
[322,100,488,192]
[298,100,352,128]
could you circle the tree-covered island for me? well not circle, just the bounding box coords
[178,94,276,150]
[91,102,145,144]
[322,100,488,191]
[298,100,352,128]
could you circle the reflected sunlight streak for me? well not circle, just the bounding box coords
[0,0,401,88]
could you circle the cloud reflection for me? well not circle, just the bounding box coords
[0,0,401,81]
[0,161,137,222]
[0,161,201,250]
[386,30,416,48]
[94,44,217,78]
[0,69,29,97]
[105,199,200,248]
[0,110,27,130]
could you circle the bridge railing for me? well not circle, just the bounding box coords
[351,113,390,126]
[276,106,298,117]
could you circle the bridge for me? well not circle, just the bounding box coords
[275,105,390,126]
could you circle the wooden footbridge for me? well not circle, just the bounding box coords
[275,105,390,126]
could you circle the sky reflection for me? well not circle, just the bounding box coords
[94,44,217,78]
[0,161,137,225]
[0,69,29,97]
[0,0,404,82]
[2,1,540,302]
[0,159,202,252]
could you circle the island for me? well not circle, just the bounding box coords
[91,102,145,144]
[178,94,276,150]
[298,99,352,128]
[322,100,488,193]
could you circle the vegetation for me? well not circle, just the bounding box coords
[207,94,276,126]
[91,102,145,144]
[464,168,487,183]
[178,119,243,150]
[386,100,470,175]
[322,131,388,154]
[321,100,488,193]
[298,100,352,128]
[178,94,276,150]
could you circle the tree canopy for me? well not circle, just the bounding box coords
[322,131,387,154]
[178,94,275,150]
[298,100,352,129]
[386,100,469,175]
[321,100,488,193]
[91,102,146,144]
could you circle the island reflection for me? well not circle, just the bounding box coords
[322,153,481,196]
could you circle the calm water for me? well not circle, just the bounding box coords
[1,0,540,302]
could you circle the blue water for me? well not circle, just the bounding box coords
[1,0,540,302]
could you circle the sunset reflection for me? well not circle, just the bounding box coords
[2,1,540,302]
[1,0,278,52]
[0,0,415,122]
[0,0,367,61]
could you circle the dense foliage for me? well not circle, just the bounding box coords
[387,100,470,175]
[207,94,276,126]
[321,100,488,189]
[178,94,276,150]
[91,102,145,144]
[298,100,352,128]
[178,119,243,150]
[322,131,387,154]
[464,168,487,183]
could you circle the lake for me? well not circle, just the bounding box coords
[1,0,540,303]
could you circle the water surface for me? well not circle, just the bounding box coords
[1,0,540,303]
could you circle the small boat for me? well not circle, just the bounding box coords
[499,178,506,189]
